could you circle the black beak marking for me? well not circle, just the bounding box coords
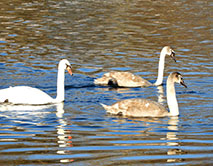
[171,51,176,62]
[180,81,187,88]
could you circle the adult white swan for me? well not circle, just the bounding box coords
[101,72,187,117]
[0,59,72,105]
[94,46,176,87]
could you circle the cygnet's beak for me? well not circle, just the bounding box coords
[180,79,187,88]
[66,65,73,76]
[171,51,176,62]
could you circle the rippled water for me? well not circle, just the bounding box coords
[0,0,212,165]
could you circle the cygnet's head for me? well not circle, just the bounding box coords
[161,46,176,62]
[170,72,187,88]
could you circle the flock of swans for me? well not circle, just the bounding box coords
[0,46,187,117]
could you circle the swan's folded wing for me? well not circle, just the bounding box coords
[109,72,152,87]
[101,98,168,117]
[0,86,53,105]
[95,71,152,87]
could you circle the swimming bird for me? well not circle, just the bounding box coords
[101,72,187,117]
[94,46,176,87]
[0,59,72,105]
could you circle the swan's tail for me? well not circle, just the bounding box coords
[100,103,107,109]
[100,103,111,113]
[94,77,109,85]
[101,103,123,116]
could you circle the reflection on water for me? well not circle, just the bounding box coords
[166,117,180,163]
[156,85,165,104]
[0,0,212,165]
[55,103,74,163]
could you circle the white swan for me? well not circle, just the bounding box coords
[94,46,176,87]
[101,72,187,117]
[0,59,72,105]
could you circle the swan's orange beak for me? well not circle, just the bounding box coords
[66,66,73,76]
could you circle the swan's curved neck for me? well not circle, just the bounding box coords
[55,66,65,103]
[154,52,166,86]
[166,77,179,116]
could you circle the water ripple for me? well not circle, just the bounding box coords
[0,0,212,165]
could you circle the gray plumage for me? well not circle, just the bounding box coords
[101,72,187,117]
[94,46,176,87]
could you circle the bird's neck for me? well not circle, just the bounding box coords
[56,67,65,102]
[166,77,179,116]
[154,53,166,86]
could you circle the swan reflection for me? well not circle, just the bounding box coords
[0,102,74,163]
[166,116,185,163]
[108,115,184,162]
[0,103,56,111]
[156,85,165,104]
[55,103,74,163]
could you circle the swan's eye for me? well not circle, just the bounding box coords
[66,64,71,68]
[179,76,183,81]
[171,50,175,55]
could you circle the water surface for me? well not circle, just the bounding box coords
[0,0,212,165]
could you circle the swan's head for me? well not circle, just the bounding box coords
[171,72,187,88]
[58,59,73,76]
[162,46,176,62]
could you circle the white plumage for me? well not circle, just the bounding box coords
[0,59,72,105]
